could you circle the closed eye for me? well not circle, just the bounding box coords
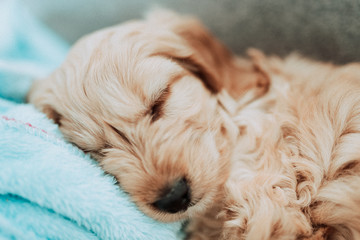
[108,124,131,145]
[150,86,170,122]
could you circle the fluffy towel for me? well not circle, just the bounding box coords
[0,1,182,239]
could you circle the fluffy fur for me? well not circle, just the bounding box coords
[217,51,360,240]
[28,10,360,240]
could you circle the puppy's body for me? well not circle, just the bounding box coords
[28,10,360,240]
[217,53,360,240]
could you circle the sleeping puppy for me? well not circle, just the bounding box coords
[28,9,267,227]
[28,9,360,240]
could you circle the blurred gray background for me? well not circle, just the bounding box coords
[23,0,360,63]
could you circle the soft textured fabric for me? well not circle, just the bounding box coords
[0,1,182,239]
[0,101,181,240]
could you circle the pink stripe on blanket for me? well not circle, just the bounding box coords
[1,115,49,134]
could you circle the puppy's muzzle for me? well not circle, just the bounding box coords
[153,178,191,213]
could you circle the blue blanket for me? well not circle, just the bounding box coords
[0,1,182,239]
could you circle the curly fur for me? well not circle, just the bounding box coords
[216,51,360,240]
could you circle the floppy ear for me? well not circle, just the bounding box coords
[146,9,234,94]
[146,9,270,99]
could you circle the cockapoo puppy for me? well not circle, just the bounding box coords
[28,9,254,223]
[28,10,360,240]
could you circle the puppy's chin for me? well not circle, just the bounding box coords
[100,159,227,223]
[119,165,227,223]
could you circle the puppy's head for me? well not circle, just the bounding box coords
[28,10,241,221]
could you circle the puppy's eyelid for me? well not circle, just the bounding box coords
[108,124,131,145]
[150,86,170,122]
[150,100,162,122]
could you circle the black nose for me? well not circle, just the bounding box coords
[153,178,191,213]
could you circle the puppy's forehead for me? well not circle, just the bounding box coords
[114,56,184,103]
[81,25,185,122]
